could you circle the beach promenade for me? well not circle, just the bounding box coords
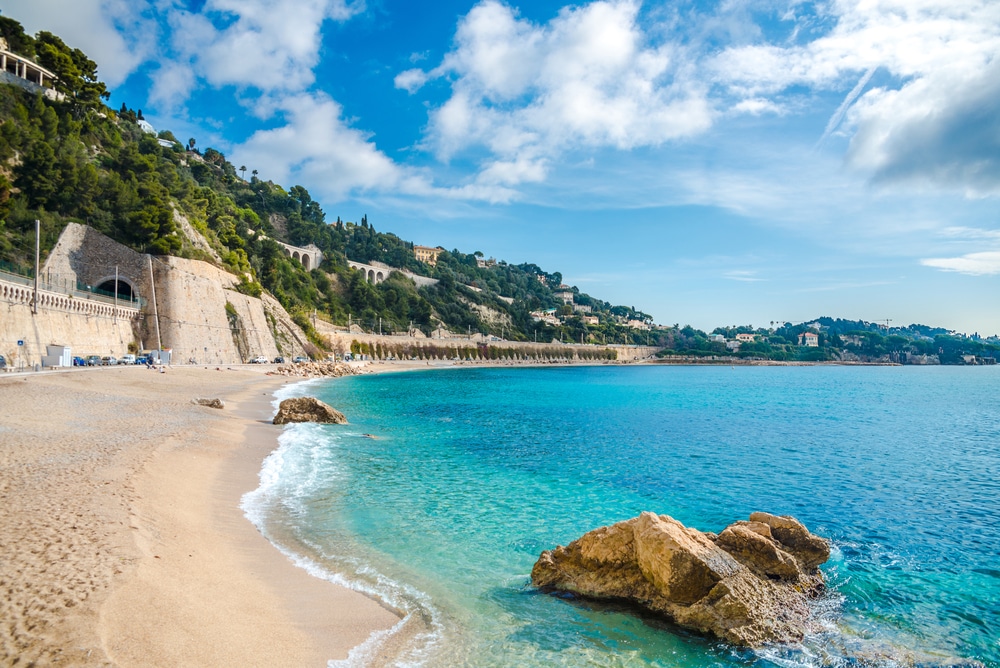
[0,365,399,666]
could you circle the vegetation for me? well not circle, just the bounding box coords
[1,20,993,365]
[0,19,654,349]
[653,318,999,365]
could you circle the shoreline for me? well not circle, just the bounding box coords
[0,366,399,666]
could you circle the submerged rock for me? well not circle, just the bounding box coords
[272,397,347,425]
[531,511,829,647]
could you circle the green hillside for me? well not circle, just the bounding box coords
[0,19,653,349]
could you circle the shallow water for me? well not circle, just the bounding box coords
[244,365,1000,667]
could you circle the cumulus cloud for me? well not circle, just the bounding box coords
[160,0,364,100]
[922,252,1000,275]
[711,0,1000,193]
[847,59,1000,194]
[231,92,405,200]
[5,0,155,87]
[231,93,519,204]
[401,0,712,186]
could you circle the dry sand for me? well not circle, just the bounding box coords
[0,365,400,667]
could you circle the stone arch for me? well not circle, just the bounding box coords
[292,251,301,263]
[376,271,384,282]
[368,269,375,283]
[95,276,139,301]
[302,254,311,271]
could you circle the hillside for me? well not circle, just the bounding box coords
[0,18,653,351]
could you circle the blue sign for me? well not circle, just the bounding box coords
[17,340,23,346]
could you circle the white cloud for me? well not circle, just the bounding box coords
[161,0,364,99]
[394,68,428,94]
[405,0,712,186]
[231,92,520,204]
[231,92,405,199]
[4,0,155,87]
[922,252,1000,276]
[711,0,1000,192]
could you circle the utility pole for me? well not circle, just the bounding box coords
[147,255,162,351]
[113,265,119,321]
[31,220,39,314]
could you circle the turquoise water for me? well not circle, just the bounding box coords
[245,366,1000,667]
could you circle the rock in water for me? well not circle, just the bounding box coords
[272,397,347,425]
[531,511,829,647]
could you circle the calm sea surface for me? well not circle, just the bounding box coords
[244,365,1000,667]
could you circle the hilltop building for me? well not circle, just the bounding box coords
[798,331,819,347]
[414,245,444,266]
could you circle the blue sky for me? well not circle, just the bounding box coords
[5,0,1000,334]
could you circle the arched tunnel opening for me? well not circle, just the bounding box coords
[97,279,135,301]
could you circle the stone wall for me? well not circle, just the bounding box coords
[43,223,152,304]
[0,278,140,368]
[311,321,658,362]
[2,223,312,366]
[150,256,307,364]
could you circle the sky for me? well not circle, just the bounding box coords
[3,0,999,335]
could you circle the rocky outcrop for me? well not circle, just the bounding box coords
[269,361,358,378]
[192,397,225,409]
[531,511,830,647]
[272,397,347,425]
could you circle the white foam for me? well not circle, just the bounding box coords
[242,388,445,666]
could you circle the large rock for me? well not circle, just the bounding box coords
[272,397,347,424]
[531,511,829,647]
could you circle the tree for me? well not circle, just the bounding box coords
[251,169,258,182]
[34,32,109,110]
[188,137,196,151]
[239,165,246,181]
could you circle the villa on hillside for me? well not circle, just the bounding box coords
[414,245,444,266]
[555,291,574,304]
[0,38,63,101]
[798,331,819,347]
[735,333,756,343]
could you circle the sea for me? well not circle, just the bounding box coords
[242,365,1000,667]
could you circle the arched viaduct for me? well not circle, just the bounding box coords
[347,261,439,288]
[275,242,323,271]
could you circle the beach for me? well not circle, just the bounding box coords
[0,365,400,667]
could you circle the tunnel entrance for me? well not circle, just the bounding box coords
[97,279,135,301]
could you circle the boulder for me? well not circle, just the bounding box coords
[749,512,830,570]
[272,397,347,425]
[531,511,829,647]
[192,397,225,409]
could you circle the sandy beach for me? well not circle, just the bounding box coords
[0,365,400,667]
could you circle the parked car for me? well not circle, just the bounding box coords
[0,354,6,370]
[273,356,286,364]
[86,355,101,366]
[135,355,149,365]
[100,356,117,366]
[293,356,309,364]
[119,354,136,365]
[72,356,86,366]
[250,355,268,364]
